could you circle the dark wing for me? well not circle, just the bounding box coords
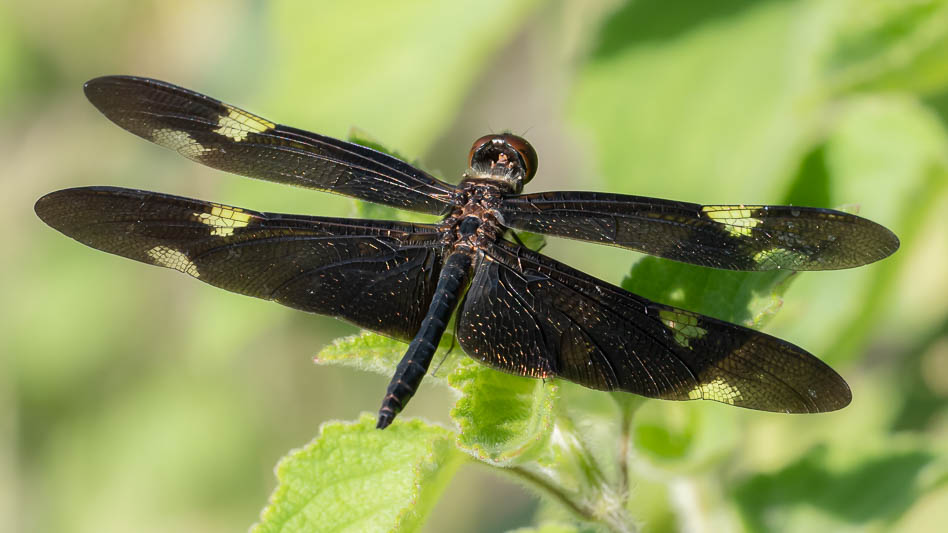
[456,240,850,413]
[35,187,445,340]
[500,191,899,271]
[83,76,458,215]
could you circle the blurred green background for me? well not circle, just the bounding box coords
[4,0,948,531]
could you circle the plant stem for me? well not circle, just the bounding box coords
[509,465,637,533]
[509,465,596,522]
[507,410,639,533]
[616,399,635,498]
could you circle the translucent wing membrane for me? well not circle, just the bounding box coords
[35,187,445,340]
[83,76,459,214]
[500,191,899,271]
[456,240,851,413]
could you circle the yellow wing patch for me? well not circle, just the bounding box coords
[146,245,200,277]
[213,104,275,142]
[687,376,742,404]
[702,205,763,237]
[752,247,808,269]
[192,205,253,237]
[659,309,708,348]
[151,128,209,159]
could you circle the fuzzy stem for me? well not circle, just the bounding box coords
[508,410,638,533]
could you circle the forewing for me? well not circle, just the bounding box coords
[35,187,444,340]
[83,76,459,215]
[456,241,851,413]
[500,191,899,271]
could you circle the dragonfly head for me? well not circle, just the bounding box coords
[467,134,537,193]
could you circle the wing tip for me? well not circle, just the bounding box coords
[808,371,852,413]
[836,209,901,266]
[34,188,82,233]
[84,75,135,121]
[83,75,184,118]
[838,217,900,270]
[35,187,91,227]
[35,187,142,226]
[794,213,900,271]
[34,190,59,223]
[776,352,851,414]
[84,75,164,109]
[84,74,153,91]
[874,222,901,262]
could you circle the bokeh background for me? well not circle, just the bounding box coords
[4,0,948,531]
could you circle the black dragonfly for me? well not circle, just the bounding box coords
[35,76,900,429]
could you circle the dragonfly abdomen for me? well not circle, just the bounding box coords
[376,252,473,429]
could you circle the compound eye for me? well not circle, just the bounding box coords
[499,134,538,183]
[468,134,539,187]
[468,134,498,166]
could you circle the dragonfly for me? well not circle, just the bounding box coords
[35,76,900,429]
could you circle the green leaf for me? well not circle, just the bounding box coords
[253,414,467,533]
[347,128,417,165]
[632,407,699,461]
[785,96,948,362]
[572,0,948,204]
[509,230,548,253]
[314,331,462,386]
[345,131,442,223]
[783,143,833,209]
[449,360,558,466]
[628,401,741,475]
[622,258,796,328]
[733,443,940,531]
[317,332,560,467]
[572,0,821,202]
[824,0,948,95]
